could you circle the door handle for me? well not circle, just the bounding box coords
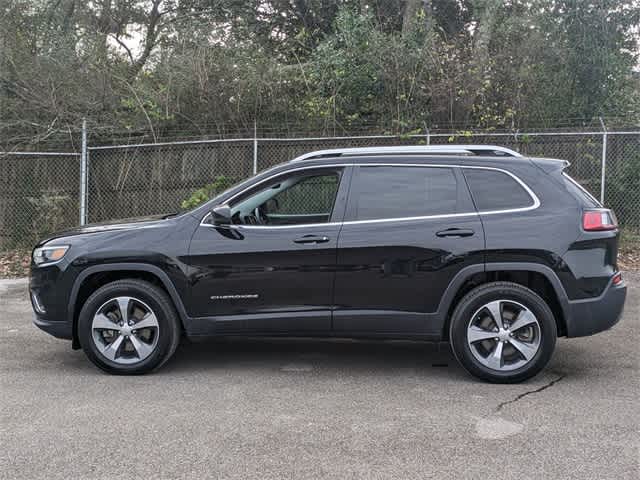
[436,228,475,238]
[293,235,330,244]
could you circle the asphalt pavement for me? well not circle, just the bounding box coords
[1,274,638,479]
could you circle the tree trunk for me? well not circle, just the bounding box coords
[460,0,501,123]
[128,0,163,79]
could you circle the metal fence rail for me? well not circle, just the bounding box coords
[1,129,639,251]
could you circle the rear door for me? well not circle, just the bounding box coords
[333,164,485,336]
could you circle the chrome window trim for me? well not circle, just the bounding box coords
[200,163,540,229]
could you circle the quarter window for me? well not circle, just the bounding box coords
[463,168,534,211]
[353,166,465,221]
[562,172,601,208]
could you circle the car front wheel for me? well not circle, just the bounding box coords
[449,281,557,383]
[78,279,181,374]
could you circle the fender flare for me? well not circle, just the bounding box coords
[68,263,190,347]
[435,262,570,334]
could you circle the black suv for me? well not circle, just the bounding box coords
[30,145,627,382]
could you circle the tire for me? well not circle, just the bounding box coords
[449,281,557,383]
[78,279,181,375]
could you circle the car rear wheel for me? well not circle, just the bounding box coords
[78,279,181,374]
[449,281,557,383]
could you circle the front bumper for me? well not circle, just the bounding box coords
[30,260,76,342]
[33,315,73,340]
[565,278,627,337]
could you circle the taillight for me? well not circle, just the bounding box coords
[612,272,623,286]
[582,209,618,231]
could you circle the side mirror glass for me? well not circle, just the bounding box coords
[211,204,232,226]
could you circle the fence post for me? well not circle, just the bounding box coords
[423,123,430,145]
[79,118,88,225]
[599,117,607,204]
[253,120,258,175]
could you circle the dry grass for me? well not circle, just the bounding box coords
[0,250,30,279]
[618,251,640,271]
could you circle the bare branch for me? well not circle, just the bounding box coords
[112,74,158,143]
[109,34,135,65]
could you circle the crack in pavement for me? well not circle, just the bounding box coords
[495,373,566,412]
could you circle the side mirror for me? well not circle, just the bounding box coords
[211,204,232,226]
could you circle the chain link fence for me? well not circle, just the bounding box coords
[86,140,254,223]
[1,130,639,251]
[0,152,80,250]
[600,133,640,231]
[259,132,639,230]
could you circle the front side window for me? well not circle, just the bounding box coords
[353,166,465,221]
[229,170,341,226]
[463,168,534,211]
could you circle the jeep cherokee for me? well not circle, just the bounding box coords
[29,145,627,382]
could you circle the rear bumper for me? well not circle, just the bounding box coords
[565,278,627,338]
[33,315,73,340]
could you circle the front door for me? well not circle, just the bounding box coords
[187,166,351,335]
[333,164,485,336]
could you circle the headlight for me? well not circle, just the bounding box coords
[33,245,70,266]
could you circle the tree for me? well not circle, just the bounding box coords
[0,0,638,150]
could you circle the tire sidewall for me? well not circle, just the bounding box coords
[78,282,177,374]
[450,284,557,383]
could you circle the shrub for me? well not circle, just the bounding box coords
[181,176,233,209]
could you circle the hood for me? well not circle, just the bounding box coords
[37,214,175,246]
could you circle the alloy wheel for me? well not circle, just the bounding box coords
[466,300,542,372]
[91,296,160,364]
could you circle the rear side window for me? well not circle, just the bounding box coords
[463,168,534,211]
[353,166,467,220]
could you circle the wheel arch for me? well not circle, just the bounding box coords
[69,263,189,349]
[438,263,570,339]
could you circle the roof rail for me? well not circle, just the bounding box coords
[290,145,522,162]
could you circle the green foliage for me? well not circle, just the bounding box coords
[181,176,233,210]
[398,128,423,141]
[0,0,638,148]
